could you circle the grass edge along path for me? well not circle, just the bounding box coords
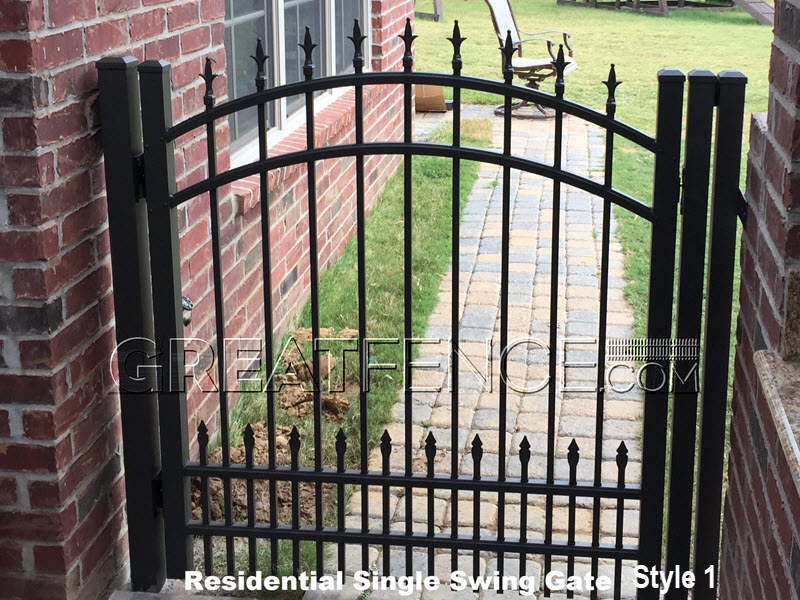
[214,118,493,583]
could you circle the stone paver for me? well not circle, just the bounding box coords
[339,108,643,599]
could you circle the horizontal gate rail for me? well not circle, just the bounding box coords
[183,523,640,560]
[168,141,655,219]
[183,464,641,499]
[165,71,657,150]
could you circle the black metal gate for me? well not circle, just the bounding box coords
[98,19,746,600]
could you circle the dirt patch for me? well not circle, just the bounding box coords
[190,422,318,524]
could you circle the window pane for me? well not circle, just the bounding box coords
[224,0,274,143]
[284,0,325,114]
[335,0,362,74]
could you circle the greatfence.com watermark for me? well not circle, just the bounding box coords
[111,335,700,395]
[184,564,715,596]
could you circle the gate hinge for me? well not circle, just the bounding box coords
[152,469,163,509]
[133,152,146,201]
[737,187,748,227]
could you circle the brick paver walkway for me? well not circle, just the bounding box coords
[324,108,643,600]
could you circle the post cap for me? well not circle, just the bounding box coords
[687,69,717,83]
[96,55,139,71]
[138,59,172,73]
[717,69,747,85]
[657,68,686,82]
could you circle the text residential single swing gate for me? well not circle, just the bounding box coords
[98,19,746,600]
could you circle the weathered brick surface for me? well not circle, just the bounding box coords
[722,0,800,597]
[0,1,411,598]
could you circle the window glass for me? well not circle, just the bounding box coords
[284,0,325,114]
[224,0,274,143]
[335,0,362,74]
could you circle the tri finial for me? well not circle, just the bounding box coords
[500,30,517,84]
[553,45,567,99]
[300,26,317,80]
[448,20,466,75]
[251,38,269,91]
[603,64,622,117]
[348,19,367,73]
[399,18,417,73]
[200,57,217,108]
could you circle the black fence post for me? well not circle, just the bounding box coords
[692,70,747,600]
[138,59,192,577]
[97,56,166,591]
[638,68,684,600]
[663,69,716,600]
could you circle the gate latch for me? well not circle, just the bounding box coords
[678,164,686,214]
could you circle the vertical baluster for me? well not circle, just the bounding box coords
[198,421,212,574]
[336,429,348,573]
[252,37,280,575]
[244,424,256,572]
[614,442,628,600]
[200,57,235,575]
[289,426,301,573]
[544,45,568,597]
[399,18,417,575]
[591,64,622,599]
[497,31,517,582]
[347,19,371,573]
[519,437,531,576]
[298,27,325,572]
[448,20,466,573]
[426,433,437,574]
[381,430,393,575]
[471,434,483,575]
[567,439,580,600]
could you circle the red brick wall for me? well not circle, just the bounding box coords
[721,0,800,596]
[0,0,412,597]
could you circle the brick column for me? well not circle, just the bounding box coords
[0,1,227,598]
[720,0,800,597]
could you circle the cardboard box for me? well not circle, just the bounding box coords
[415,84,447,112]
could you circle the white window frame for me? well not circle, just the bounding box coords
[230,0,372,168]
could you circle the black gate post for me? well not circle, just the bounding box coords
[692,70,747,600]
[97,56,166,591]
[138,59,193,577]
[664,69,716,600]
[638,68,684,600]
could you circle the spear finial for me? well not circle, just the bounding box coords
[553,44,567,99]
[200,57,218,108]
[300,26,317,80]
[348,19,368,73]
[500,30,517,84]
[251,38,269,91]
[448,20,466,75]
[603,63,622,118]
[399,18,417,73]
